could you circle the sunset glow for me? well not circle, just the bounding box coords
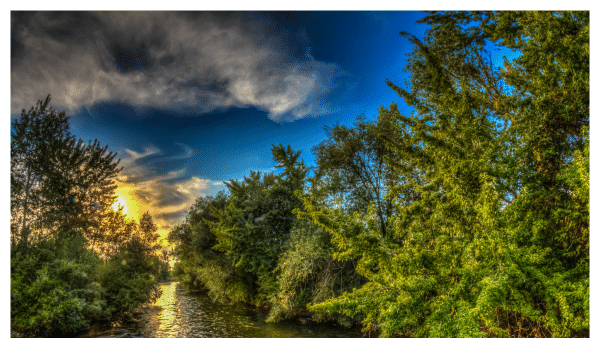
[112,185,171,253]
[112,186,141,222]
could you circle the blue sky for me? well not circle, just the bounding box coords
[10,11,449,239]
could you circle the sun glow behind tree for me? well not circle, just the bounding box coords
[112,184,175,251]
[112,186,141,223]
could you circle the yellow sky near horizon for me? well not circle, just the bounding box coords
[111,185,172,251]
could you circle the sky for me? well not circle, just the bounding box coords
[9,10,527,247]
[10,11,435,245]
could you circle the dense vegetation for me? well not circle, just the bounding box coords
[10,96,170,336]
[169,11,588,337]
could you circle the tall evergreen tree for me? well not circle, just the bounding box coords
[300,11,588,338]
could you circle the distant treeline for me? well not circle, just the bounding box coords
[11,96,169,335]
[168,11,589,338]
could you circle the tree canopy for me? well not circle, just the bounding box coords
[11,96,168,336]
[300,11,588,338]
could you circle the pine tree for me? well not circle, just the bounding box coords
[300,11,588,337]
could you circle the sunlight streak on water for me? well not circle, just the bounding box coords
[151,282,180,336]
[76,282,360,338]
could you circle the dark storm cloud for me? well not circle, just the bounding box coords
[11,11,342,121]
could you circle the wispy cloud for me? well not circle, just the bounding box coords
[123,146,162,161]
[143,143,194,165]
[11,12,344,121]
[115,142,220,245]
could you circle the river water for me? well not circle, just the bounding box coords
[76,282,362,338]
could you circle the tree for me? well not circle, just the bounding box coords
[169,193,233,298]
[94,212,165,319]
[114,212,163,272]
[168,144,365,324]
[88,207,137,258]
[170,145,310,306]
[301,11,588,338]
[39,138,121,239]
[11,95,72,247]
[312,116,397,239]
[11,95,122,250]
[11,95,166,336]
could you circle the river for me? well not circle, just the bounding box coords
[76,282,363,338]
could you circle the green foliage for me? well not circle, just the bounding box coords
[268,222,364,324]
[168,193,237,303]
[299,11,588,338]
[199,144,309,306]
[312,116,396,238]
[11,95,72,247]
[11,219,166,335]
[11,234,98,335]
[169,144,366,326]
[89,208,137,259]
[95,254,160,318]
[93,213,165,317]
[164,11,587,337]
[11,96,166,335]
[11,95,121,248]
[37,138,121,238]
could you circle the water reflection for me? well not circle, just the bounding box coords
[144,282,181,337]
[77,282,360,338]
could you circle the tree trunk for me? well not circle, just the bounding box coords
[19,169,32,248]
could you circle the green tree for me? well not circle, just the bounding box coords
[312,116,397,238]
[169,193,234,301]
[96,213,165,318]
[170,145,310,306]
[11,96,165,335]
[122,213,162,269]
[11,233,102,335]
[168,143,366,324]
[39,138,121,239]
[11,95,121,249]
[301,11,588,338]
[11,95,72,248]
[268,220,366,324]
[88,207,137,259]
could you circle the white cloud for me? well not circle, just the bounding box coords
[123,146,161,161]
[11,12,342,121]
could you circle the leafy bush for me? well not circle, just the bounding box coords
[11,234,96,335]
[95,250,161,318]
[268,222,364,324]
